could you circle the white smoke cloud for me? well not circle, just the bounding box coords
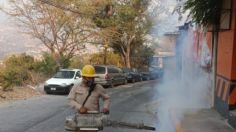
[148,0,189,36]
[156,28,212,132]
[148,1,212,131]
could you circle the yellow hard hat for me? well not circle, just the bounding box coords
[81,65,96,77]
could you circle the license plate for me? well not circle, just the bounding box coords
[51,88,56,90]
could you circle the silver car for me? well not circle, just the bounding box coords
[94,65,127,88]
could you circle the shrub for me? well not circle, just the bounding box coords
[0,53,34,90]
[33,52,58,76]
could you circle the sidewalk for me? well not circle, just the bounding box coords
[183,109,236,132]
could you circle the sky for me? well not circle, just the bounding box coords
[0,0,101,60]
[0,0,187,60]
[0,0,45,59]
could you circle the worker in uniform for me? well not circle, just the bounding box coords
[65,65,156,131]
[68,64,110,113]
[66,65,110,131]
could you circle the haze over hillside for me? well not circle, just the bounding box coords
[0,25,46,59]
[0,8,99,60]
[0,1,45,60]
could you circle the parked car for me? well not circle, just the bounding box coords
[138,69,151,81]
[149,67,164,79]
[138,67,164,81]
[44,69,82,94]
[94,65,127,88]
[122,68,142,83]
[140,72,151,81]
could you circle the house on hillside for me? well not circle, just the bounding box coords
[152,32,178,70]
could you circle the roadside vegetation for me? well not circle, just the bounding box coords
[0,53,55,91]
[0,51,153,92]
[0,0,154,93]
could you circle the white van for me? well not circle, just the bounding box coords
[44,69,82,94]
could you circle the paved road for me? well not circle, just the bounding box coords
[0,81,159,132]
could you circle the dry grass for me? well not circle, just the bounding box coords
[0,86,42,104]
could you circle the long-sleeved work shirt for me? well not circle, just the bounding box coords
[68,83,110,111]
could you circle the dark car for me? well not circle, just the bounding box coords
[122,68,142,83]
[149,67,164,79]
[140,72,151,81]
[138,69,151,81]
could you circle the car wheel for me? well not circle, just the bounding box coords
[103,85,108,88]
[67,88,72,94]
[139,77,143,81]
[140,77,144,81]
[123,79,127,85]
[45,91,51,94]
[110,83,114,88]
[131,78,135,83]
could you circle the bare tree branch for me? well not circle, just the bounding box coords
[2,0,95,67]
[37,0,89,15]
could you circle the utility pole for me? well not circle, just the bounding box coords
[211,24,219,107]
[103,39,109,65]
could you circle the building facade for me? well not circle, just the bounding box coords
[178,0,236,128]
[213,0,236,128]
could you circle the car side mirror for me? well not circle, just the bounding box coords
[75,75,81,79]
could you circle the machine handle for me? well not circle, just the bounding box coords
[143,125,156,131]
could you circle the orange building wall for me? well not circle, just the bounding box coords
[231,0,236,79]
[206,33,212,53]
[217,0,236,79]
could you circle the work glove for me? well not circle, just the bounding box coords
[79,106,88,114]
[102,108,110,114]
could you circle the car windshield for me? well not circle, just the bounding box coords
[94,66,106,74]
[122,68,131,73]
[139,69,148,72]
[53,71,75,79]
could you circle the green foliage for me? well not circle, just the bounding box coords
[90,52,124,67]
[0,67,28,90]
[69,55,90,69]
[69,52,124,68]
[0,53,59,90]
[0,54,35,90]
[58,55,71,69]
[184,0,222,26]
[93,0,152,68]
[33,53,58,76]
[4,53,35,70]
[0,0,156,91]
[117,5,137,22]
[131,45,154,69]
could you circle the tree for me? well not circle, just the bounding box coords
[90,52,124,67]
[93,0,152,68]
[33,52,58,76]
[69,52,124,69]
[130,43,154,69]
[183,0,222,27]
[3,0,95,68]
[183,0,223,106]
[3,0,152,68]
